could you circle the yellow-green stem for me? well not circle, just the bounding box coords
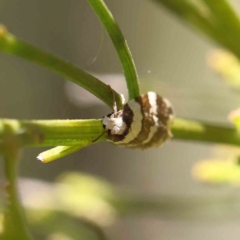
[2,148,32,239]
[0,118,239,148]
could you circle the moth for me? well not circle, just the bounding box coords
[102,92,174,149]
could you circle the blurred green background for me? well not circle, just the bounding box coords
[1,0,240,239]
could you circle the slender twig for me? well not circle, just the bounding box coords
[0,118,239,148]
[201,0,240,57]
[155,0,240,60]
[37,145,92,163]
[0,119,105,147]
[202,0,240,35]
[2,148,32,239]
[171,118,240,146]
[0,25,123,109]
[87,0,140,100]
[153,0,219,40]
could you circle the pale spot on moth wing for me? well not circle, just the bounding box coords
[147,92,158,117]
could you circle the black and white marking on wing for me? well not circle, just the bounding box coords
[102,92,174,149]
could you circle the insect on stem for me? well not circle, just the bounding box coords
[92,85,120,143]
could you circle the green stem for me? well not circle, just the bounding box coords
[2,148,32,240]
[87,0,140,100]
[202,0,240,35]
[37,145,91,163]
[0,119,105,147]
[153,0,218,40]
[155,0,240,60]
[0,27,123,109]
[172,118,240,146]
[201,0,240,57]
[0,118,240,148]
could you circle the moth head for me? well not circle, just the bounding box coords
[102,112,114,130]
[102,110,127,135]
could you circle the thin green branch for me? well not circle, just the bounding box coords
[0,118,240,148]
[0,119,106,147]
[153,0,219,40]
[172,118,240,146]
[201,0,240,57]
[202,0,240,35]
[2,148,32,240]
[0,26,123,109]
[87,0,140,100]
[154,0,240,60]
[37,145,92,163]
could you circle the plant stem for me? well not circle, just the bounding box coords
[202,0,240,36]
[2,148,32,240]
[153,0,218,40]
[155,0,240,60]
[87,0,140,100]
[201,0,240,56]
[172,118,240,146]
[0,119,105,147]
[0,118,240,148]
[0,26,123,109]
[37,145,92,163]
